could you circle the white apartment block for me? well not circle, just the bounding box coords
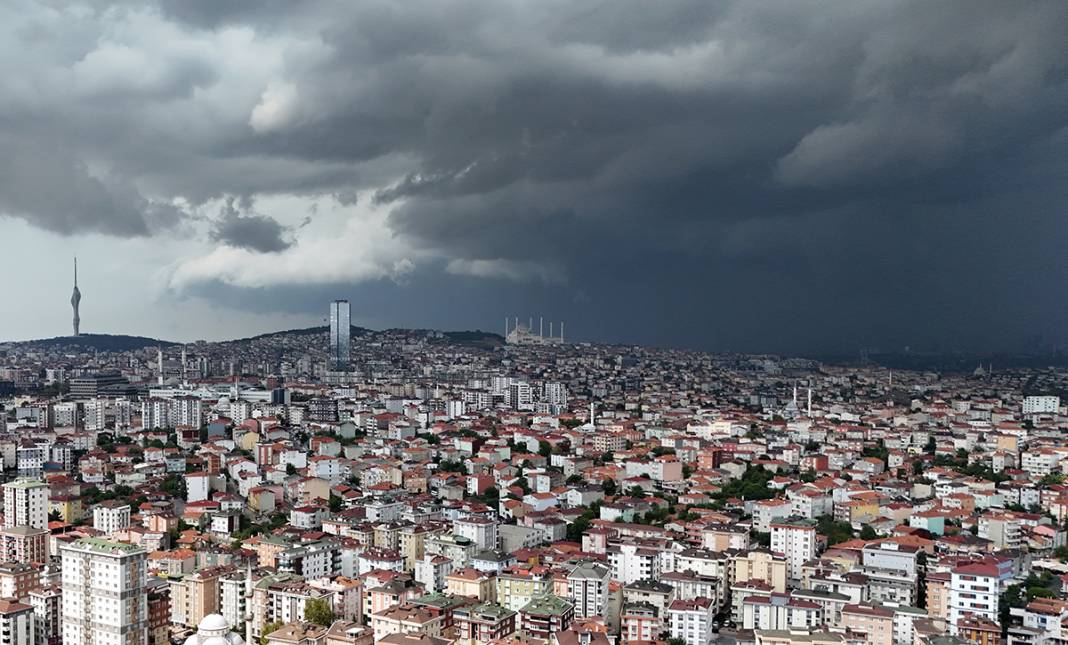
[948,563,999,633]
[60,538,149,645]
[1023,396,1060,415]
[609,544,660,584]
[453,517,499,551]
[93,503,132,536]
[770,519,817,584]
[753,499,794,533]
[668,597,715,645]
[567,562,611,618]
[3,479,49,530]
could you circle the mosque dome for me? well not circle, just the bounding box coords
[184,614,245,645]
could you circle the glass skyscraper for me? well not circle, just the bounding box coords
[329,299,350,371]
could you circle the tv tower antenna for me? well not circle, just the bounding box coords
[71,256,81,336]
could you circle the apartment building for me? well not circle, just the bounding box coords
[60,538,149,645]
[770,518,817,584]
[2,479,48,530]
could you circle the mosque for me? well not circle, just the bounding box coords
[183,614,245,645]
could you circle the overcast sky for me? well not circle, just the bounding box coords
[1,1,1067,353]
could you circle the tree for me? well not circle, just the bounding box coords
[566,474,586,486]
[261,621,284,645]
[304,598,336,627]
[628,485,646,498]
[286,463,297,476]
[816,517,855,546]
[160,475,186,499]
[602,479,617,496]
[667,638,688,645]
[859,525,878,540]
[329,494,343,513]
[567,503,602,542]
[538,441,552,458]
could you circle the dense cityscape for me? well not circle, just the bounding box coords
[1,298,1067,645]
[2,3,1066,645]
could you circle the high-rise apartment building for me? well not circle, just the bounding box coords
[60,538,148,645]
[93,502,132,536]
[770,517,817,584]
[0,598,34,645]
[30,585,61,645]
[329,299,351,371]
[3,479,49,530]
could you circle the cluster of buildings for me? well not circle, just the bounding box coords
[0,318,1067,645]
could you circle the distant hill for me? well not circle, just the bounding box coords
[441,330,505,348]
[2,326,505,352]
[233,325,372,343]
[9,333,179,352]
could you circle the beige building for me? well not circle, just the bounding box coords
[755,630,846,645]
[925,572,949,619]
[170,566,231,628]
[446,568,496,602]
[371,603,445,643]
[732,550,788,593]
[840,604,894,645]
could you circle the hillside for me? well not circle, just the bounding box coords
[5,333,179,352]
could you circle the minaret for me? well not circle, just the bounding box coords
[244,560,254,645]
[70,257,81,336]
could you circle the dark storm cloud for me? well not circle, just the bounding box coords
[0,133,181,236]
[211,198,291,253]
[3,0,1068,351]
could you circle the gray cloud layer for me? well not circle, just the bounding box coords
[2,0,1067,351]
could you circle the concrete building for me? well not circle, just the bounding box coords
[3,479,49,530]
[60,538,149,645]
[770,518,817,584]
[93,501,132,536]
[0,599,34,645]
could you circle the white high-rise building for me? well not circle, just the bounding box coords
[542,382,568,407]
[173,396,203,429]
[329,300,351,371]
[3,479,48,530]
[567,561,611,618]
[141,398,170,430]
[93,502,132,536]
[948,562,1000,633]
[1023,395,1060,415]
[84,399,107,432]
[60,538,149,645]
[770,518,817,584]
